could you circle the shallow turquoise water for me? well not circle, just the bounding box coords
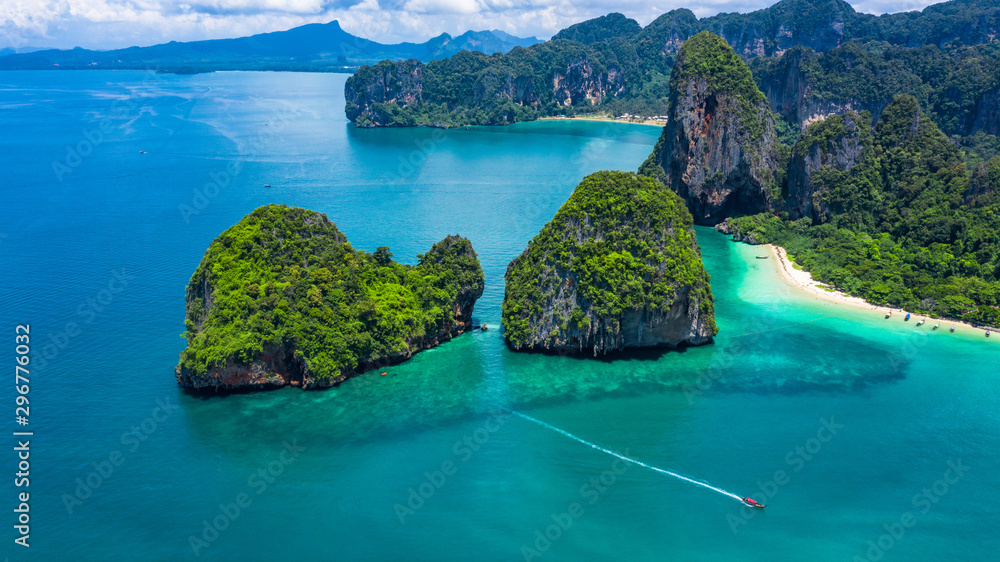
[1,71,998,561]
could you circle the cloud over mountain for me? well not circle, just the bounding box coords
[1,0,945,50]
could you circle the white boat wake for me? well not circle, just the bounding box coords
[513,411,744,503]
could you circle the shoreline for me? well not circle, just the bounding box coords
[766,244,999,337]
[538,115,666,127]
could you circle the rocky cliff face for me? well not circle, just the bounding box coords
[344,51,624,127]
[764,0,849,54]
[641,0,850,59]
[345,59,424,127]
[755,47,809,120]
[423,235,485,333]
[643,31,779,225]
[176,341,309,390]
[754,46,887,130]
[475,69,540,107]
[643,10,701,55]
[965,156,999,205]
[579,0,998,62]
[905,4,1000,49]
[972,83,1000,135]
[552,59,625,106]
[786,111,871,222]
[502,171,717,355]
[344,0,1000,128]
[175,205,484,391]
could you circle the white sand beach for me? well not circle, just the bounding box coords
[767,244,999,337]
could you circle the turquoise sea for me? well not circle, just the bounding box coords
[1,71,998,561]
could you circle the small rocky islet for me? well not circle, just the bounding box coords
[501,170,718,355]
[175,204,484,391]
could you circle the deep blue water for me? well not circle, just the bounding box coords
[1,71,998,561]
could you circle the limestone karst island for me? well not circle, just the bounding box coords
[502,171,717,354]
[176,205,485,390]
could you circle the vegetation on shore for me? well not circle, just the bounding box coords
[719,96,1000,326]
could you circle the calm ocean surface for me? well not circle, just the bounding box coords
[1,71,998,561]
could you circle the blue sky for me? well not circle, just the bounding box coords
[1,0,945,51]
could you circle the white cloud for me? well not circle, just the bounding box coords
[0,0,943,50]
[401,0,482,15]
[184,0,330,14]
[849,0,938,15]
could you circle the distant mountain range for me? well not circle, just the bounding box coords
[0,22,542,72]
[0,47,44,56]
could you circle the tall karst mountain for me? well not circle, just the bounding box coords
[640,32,780,225]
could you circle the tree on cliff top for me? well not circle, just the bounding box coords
[875,93,969,246]
[553,13,642,44]
[669,31,767,107]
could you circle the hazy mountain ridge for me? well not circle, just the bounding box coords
[0,21,541,72]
